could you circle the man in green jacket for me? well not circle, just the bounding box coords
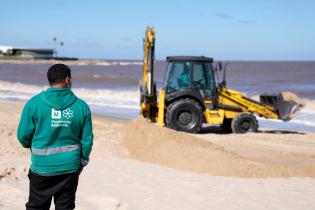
[17,63,93,210]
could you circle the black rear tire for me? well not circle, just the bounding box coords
[220,118,232,133]
[231,112,258,133]
[166,98,203,133]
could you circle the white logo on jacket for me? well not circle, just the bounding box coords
[51,108,61,119]
[63,108,74,119]
[51,108,73,127]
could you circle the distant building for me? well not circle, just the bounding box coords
[0,46,13,55]
[0,45,54,59]
[13,48,54,59]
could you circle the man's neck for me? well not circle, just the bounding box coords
[51,83,67,88]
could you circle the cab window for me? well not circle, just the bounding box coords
[192,62,214,98]
[165,62,191,93]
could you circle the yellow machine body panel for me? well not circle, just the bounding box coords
[204,109,225,124]
[157,90,165,126]
[223,110,240,119]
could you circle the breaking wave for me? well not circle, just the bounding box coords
[0,80,314,131]
[95,61,143,66]
[0,80,139,118]
[58,60,143,66]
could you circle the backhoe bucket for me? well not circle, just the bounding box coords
[260,92,304,121]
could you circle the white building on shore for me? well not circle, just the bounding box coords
[0,46,13,55]
[0,45,54,59]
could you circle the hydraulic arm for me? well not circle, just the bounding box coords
[140,27,157,119]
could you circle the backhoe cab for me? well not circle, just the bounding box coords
[163,56,216,132]
[140,27,303,133]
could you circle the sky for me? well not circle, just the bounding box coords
[0,0,314,60]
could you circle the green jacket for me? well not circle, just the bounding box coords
[17,87,93,176]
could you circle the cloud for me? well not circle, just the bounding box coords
[215,13,232,19]
[215,13,254,24]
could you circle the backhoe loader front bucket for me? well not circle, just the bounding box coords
[260,92,304,121]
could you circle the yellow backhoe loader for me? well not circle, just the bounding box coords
[140,27,303,133]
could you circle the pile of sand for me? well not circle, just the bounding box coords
[280,91,305,121]
[123,117,315,178]
[281,91,304,106]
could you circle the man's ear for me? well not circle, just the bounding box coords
[65,76,72,88]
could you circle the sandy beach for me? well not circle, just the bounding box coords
[1,101,315,210]
[1,0,314,209]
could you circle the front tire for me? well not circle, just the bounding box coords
[231,112,258,133]
[165,98,203,133]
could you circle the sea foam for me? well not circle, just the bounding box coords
[0,80,139,111]
[0,80,314,131]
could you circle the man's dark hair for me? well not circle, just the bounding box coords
[47,64,71,84]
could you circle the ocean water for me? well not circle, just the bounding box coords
[0,60,314,132]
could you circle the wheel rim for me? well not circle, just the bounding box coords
[239,119,253,132]
[176,110,196,129]
[178,111,192,125]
